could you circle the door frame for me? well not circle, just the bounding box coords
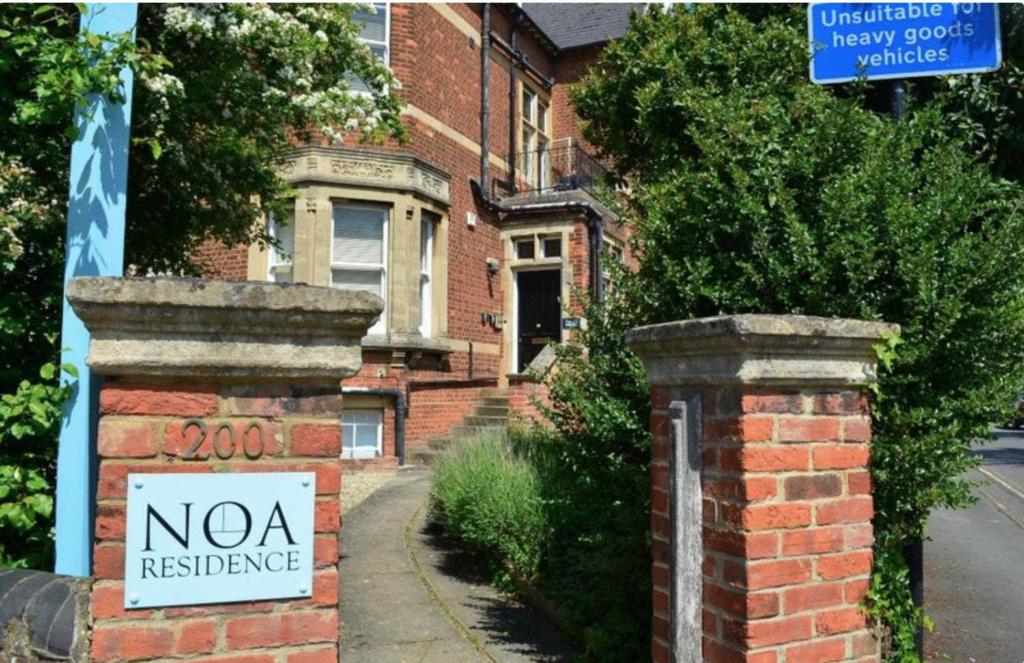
[501,224,574,381]
[512,264,563,375]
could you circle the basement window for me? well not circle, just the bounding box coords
[342,410,383,460]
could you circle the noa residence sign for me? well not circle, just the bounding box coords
[124,472,315,609]
[808,2,1001,84]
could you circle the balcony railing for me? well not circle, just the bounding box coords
[500,139,613,199]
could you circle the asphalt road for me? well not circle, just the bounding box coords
[925,430,1024,663]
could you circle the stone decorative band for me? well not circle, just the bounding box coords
[627,314,899,388]
[282,145,453,206]
[68,277,382,381]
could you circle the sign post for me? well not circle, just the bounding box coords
[55,3,137,577]
[809,3,1003,658]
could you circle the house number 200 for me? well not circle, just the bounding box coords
[180,419,267,460]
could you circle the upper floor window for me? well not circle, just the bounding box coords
[349,3,390,94]
[331,203,388,335]
[267,214,294,283]
[521,84,550,190]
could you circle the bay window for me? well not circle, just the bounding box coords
[331,203,388,335]
[420,211,438,338]
[267,214,294,283]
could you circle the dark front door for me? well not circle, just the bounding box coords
[517,269,561,373]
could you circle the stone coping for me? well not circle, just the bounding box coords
[68,277,382,381]
[627,314,899,387]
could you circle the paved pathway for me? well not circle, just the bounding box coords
[339,468,575,663]
[924,430,1024,662]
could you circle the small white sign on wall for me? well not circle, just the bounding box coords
[124,472,315,609]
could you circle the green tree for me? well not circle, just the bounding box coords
[567,5,1024,660]
[0,3,404,567]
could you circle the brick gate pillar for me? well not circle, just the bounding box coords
[628,315,896,663]
[67,277,381,662]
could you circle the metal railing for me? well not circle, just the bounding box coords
[502,139,613,199]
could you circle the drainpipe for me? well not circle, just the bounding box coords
[508,20,518,194]
[480,3,491,198]
[588,212,605,304]
[341,387,406,467]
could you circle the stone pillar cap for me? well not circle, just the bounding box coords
[68,277,382,381]
[627,314,899,387]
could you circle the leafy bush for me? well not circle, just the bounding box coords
[429,431,548,589]
[535,291,652,662]
[432,413,651,661]
[0,362,70,569]
[569,5,1024,660]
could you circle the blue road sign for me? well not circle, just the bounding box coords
[809,2,1001,84]
[55,3,137,577]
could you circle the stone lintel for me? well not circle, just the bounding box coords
[68,277,383,381]
[627,314,899,388]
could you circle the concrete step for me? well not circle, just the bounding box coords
[480,398,509,409]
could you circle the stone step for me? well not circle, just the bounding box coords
[409,447,441,466]
[481,388,509,399]
[474,405,509,417]
[480,397,510,408]
[449,425,506,439]
[428,437,453,451]
[464,415,508,427]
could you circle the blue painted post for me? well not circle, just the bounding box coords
[55,3,138,576]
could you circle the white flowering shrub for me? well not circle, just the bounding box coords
[0,3,406,567]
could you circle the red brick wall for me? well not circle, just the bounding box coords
[552,45,603,151]
[507,379,551,429]
[649,386,879,663]
[406,384,492,442]
[91,381,343,662]
[343,348,501,450]
[193,240,248,280]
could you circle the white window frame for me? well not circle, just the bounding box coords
[350,3,391,94]
[419,214,435,338]
[341,410,383,460]
[267,214,294,283]
[330,202,389,335]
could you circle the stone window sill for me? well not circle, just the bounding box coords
[361,334,454,356]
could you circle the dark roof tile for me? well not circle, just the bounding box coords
[521,3,637,51]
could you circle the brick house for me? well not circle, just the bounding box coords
[197,3,637,469]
